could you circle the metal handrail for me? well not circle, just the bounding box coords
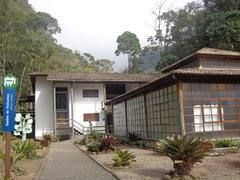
[71,119,113,135]
[71,119,85,134]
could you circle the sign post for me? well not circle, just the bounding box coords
[2,75,17,179]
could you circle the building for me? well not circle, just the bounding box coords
[29,72,157,139]
[109,48,240,140]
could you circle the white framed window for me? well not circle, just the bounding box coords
[193,105,223,132]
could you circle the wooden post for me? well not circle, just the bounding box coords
[102,83,107,133]
[70,83,74,137]
[5,133,11,179]
[124,100,128,135]
[143,94,149,138]
[53,82,56,136]
[178,82,186,137]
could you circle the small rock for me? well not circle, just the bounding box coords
[182,175,192,180]
[163,175,172,180]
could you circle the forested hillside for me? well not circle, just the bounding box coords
[0,0,113,104]
[145,0,240,70]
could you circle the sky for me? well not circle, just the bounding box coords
[29,0,192,72]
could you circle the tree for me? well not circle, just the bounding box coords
[151,0,240,71]
[0,0,114,107]
[115,31,142,72]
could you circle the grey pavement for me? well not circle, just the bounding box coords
[35,140,117,180]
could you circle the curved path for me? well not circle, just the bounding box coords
[35,140,117,180]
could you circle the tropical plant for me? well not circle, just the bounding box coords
[12,140,36,160]
[74,136,88,145]
[88,130,102,142]
[127,132,142,141]
[214,138,240,148]
[99,135,118,152]
[113,149,136,167]
[86,140,101,153]
[40,133,58,147]
[0,149,23,170]
[159,135,212,176]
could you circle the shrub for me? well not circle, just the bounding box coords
[12,140,36,160]
[113,149,136,167]
[40,133,58,147]
[214,138,240,148]
[127,132,142,141]
[86,140,101,153]
[118,138,129,144]
[159,135,212,176]
[42,134,52,142]
[100,135,118,152]
[74,136,88,146]
[88,130,102,142]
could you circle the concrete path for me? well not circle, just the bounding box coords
[35,140,117,180]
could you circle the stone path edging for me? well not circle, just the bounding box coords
[75,144,120,180]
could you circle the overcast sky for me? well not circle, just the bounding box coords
[29,0,192,72]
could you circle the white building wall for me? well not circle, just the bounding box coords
[72,83,105,129]
[35,76,53,138]
[35,80,106,137]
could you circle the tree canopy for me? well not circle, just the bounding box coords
[147,0,240,70]
[0,0,114,106]
[115,31,142,73]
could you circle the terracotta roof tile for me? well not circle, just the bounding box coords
[162,48,240,73]
[108,68,240,103]
[29,72,158,82]
[197,48,240,56]
[173,68,240,76]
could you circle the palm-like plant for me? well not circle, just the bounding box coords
[12,140,35,160]
[113,149,136,167]
[159,135,212,176]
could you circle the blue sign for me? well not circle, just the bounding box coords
[3,89,16,132]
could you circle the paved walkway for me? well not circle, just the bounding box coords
[35,140,117,180]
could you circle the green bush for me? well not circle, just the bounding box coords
[12,140,36,160]
[113,149,136,167]
[214,138,240,148]
[74,136,88,145]
[88,130,102,142]
[86,140,101,153]
[118,138,129,144]
[159,135,212,176]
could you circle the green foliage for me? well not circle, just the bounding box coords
[149,0,240,71]
[214,138,240,148]
[74,136,88,145]
[113,149,136,167]
[88,130,102,142]
[115,31,142,72]
[99,135,118,152]
[12,140,36,160]
[86,140,101,153]
[115,31,141,56]
[159,135,212,176]
[0,0,114,107]
[118,137,130,144]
